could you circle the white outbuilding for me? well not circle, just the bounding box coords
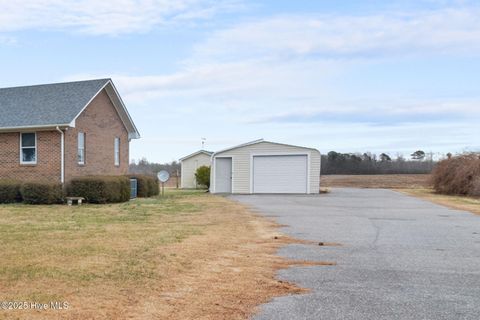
[210,139,320,194]
[180,150,213,189]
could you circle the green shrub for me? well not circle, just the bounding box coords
[147,176,160,196]
[195,166,211,188]
[21,182,64,205]
[0,180,22,203]
[68,176,130,203]
[117,177,131,202]
[129,175,159,197]
[133,175,149,197]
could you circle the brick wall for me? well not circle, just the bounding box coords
[0,89,130,183]
[0,131,61,183]
[64,89,129,182]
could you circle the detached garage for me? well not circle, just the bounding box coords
[180,150,213,189]
[210,139,320,194]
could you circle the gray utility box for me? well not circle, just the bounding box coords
[130,178,138,199]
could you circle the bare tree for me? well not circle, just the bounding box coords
[129,158,181,176]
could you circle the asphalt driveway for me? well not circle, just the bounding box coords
[230,188,480,320]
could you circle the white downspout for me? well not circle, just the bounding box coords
[210,153,215,193]
[56,127,65,184]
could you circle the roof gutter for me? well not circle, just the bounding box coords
[55,127,65,184]
[213,138,264,156]
[209,152,216,194]
[179,150,213,162]
[0,124,71,132]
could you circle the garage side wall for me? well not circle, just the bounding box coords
[213,141,320,194]
[181,153,212,188]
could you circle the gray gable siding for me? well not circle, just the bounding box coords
[0,79,109,128]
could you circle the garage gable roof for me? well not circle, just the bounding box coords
[179,150,213,162]
[213,139,318,156]
[0,79,140,139]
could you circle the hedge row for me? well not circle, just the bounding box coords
[0,180,63,204]
[68,176,130,204]
[130,174,159,197]
[0,175,143,205]
[21,183,64,204]
[0,180,21,203]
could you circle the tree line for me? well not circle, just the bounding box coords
[129,158,181,176]
[321,151,435,174]
[130,150,437,177]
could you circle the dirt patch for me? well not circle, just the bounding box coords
[289,261,337,267]
[318,242,342,247]
[322,174,431,189]
[0,193,331,320]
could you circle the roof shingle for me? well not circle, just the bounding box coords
[0,79,110,128]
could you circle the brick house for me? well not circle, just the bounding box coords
[0,79,140,184]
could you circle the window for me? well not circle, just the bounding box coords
[20,132,37,164]
[78,132,85,164]
[114,137,120,166]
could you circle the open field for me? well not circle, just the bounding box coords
[320,174,480,216]
[0,190,317,320]
[398,188,480,216]
[321,174,431,189]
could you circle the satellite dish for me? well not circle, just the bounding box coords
[157,170,170,183]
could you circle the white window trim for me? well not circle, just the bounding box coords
[114,137,120,166]
[20,132,37,165]
[78,132,85,165]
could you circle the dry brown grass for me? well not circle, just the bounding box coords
[321,174,431,189]
[431,154,480,197]
[398,188,480,216]
[0,190,331,320]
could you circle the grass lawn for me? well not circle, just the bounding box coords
[0,190,303,319]
[398,188,480,216]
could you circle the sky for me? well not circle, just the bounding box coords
[0,0,479,162]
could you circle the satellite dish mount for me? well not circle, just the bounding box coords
[157,170,170,196]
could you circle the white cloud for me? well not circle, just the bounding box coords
[79,7,480,112]
[0,35,16,45]
[66,67,480,130]
[192,8,480,61]
[64,57,342,124]
[0,0,242,35]
[63,5,480,160]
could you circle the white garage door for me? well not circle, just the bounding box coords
[253,155,308,194]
